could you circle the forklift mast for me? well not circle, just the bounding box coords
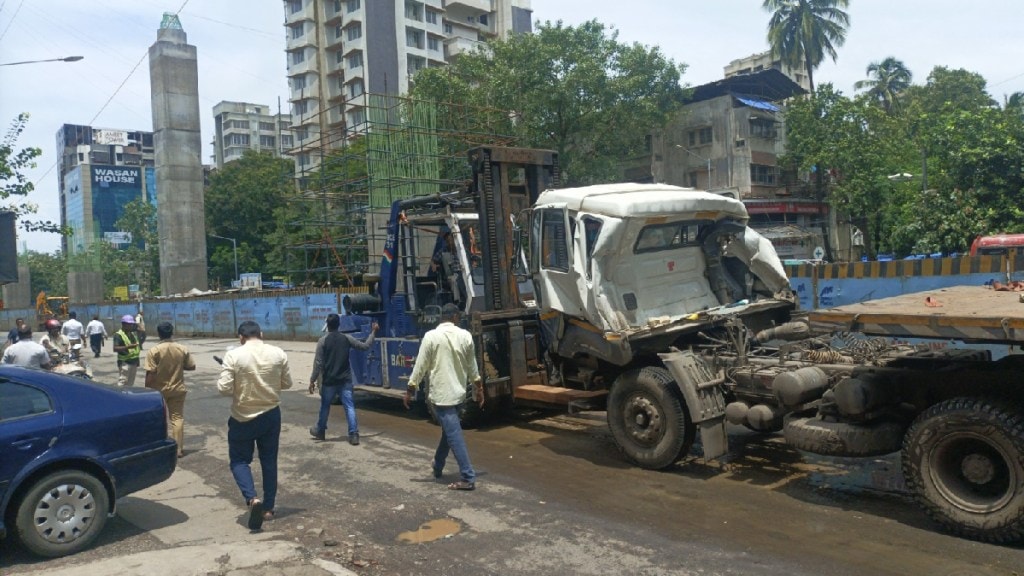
[468,147,558,312]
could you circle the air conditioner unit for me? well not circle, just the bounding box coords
[735,138,746,148]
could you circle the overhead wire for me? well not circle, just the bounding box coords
[0,0,24,42]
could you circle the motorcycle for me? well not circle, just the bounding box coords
[52,343,93,379]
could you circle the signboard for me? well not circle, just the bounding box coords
[104,231,133,245]
[128,284,140,299]
[239,273,262,290]
[93,129,129,146]
[745,201,828,215]
[113,286,129,301]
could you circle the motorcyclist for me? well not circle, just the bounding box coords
[39,318,71,366]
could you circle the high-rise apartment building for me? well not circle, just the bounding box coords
[211,101,294,168]
[282,0,532,176]
[56,124,156,256]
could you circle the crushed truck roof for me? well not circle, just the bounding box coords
[536,184,749,221]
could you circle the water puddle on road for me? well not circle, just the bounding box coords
[396,518,461,544]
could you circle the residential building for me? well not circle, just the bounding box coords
[56,124,156,256]
[211,101,293,168]
[725,51,811,93]
[282,0,532,178]
[645,69,844,261]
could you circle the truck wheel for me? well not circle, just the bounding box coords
[902,397,1024,543]
[783,415,904,457]
[15,470,109,558]
[607,367,694,470]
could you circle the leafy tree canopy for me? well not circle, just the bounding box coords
[1,113,61,233]
[411,20,687,186]
[205,150,295,286]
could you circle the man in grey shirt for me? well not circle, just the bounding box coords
[2,325,51,370]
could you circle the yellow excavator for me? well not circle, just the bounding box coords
[35,291,69,331]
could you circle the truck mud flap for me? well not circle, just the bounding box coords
[658,350,729,460]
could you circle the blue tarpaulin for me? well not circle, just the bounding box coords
[735,95,780,112]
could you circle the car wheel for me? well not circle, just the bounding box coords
[607,367,694,470]
[15,470,110,558]
[902,397,1024,543]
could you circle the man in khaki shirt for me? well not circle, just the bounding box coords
[144,321,196,458]
[216,320,293,531]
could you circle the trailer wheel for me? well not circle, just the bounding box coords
[902,397,1024,543]
[784,415,904,457]
[607,367,694,470]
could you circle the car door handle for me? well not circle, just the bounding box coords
[11,438,41,450]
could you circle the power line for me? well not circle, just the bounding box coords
[0,0,25,42]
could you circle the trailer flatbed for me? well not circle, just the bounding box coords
[808,285,1024,343]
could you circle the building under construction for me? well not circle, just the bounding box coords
[283,93,519,287]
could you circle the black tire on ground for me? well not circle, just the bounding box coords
[783,415,904,457]
[902,397,1024,543]
[15,470,110,558]
[607,367,694,470]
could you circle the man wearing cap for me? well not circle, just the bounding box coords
[113,314,142,386]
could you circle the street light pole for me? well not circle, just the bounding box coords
[209,234,238,285]
[0,56,84,66]
[674,144,713,189]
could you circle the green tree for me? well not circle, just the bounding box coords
[18,250,68,298]
[854,57,913,113]
[1,114,61,233]
[763,0,850,93]
[204,150,295,287]
[411,20,687,185]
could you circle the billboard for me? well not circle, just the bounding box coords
[93,128,129,146]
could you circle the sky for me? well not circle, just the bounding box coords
[2,0,1023,254]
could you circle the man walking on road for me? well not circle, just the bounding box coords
[62,311,85,347]
[135,309,147,348]
[86,315,107,357]
[403,303,484,491]
[145,322,196,458]
[217,320,293,531]
[308,314,378,445]
[113,315,142,386]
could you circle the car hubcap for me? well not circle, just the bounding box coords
[34,483,97,544]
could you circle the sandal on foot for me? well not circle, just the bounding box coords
[263,510,275,521]
[247,498,265,530]
[447,481,475,491]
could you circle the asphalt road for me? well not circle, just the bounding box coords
[2,337,1023,575]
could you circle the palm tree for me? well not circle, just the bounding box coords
[854,57,913,112]
[763,0,850,93]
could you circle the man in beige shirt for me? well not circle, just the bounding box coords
[144,321,196,458]
[217,320,293,531]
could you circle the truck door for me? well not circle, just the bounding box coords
[531,204,585,316]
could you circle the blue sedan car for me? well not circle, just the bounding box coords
[0,366,177,557]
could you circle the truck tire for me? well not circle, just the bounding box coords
[15,470,110,558]
[783,415,903,457]
[607,367,694,470]
[902,397,1024,543]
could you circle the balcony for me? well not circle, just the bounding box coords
[286,32,315,51]
[284,1,316,24]
[446,0,490,13]
[286,56,318,77]
[445,35,486,59]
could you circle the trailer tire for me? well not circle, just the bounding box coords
[902,397,1024,543]
[783,415,903,457]
[607,367,694,470]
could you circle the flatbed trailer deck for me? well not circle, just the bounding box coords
[808,285,1024,344]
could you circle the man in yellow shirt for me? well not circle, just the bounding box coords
[217,320,293,531]
[144,322,196,458]
[403,304,483,491]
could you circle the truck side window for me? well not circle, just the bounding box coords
[540,209,570,272]
[582,217,602,279]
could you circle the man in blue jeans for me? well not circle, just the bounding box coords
[217,320,293,530]
[403,304,484,491]
[307,314,377,445]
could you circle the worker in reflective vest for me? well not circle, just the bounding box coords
[113,314,142,386]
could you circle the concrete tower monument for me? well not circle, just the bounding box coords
[149,13,208,294]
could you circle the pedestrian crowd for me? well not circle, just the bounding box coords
[2,306,484,532]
